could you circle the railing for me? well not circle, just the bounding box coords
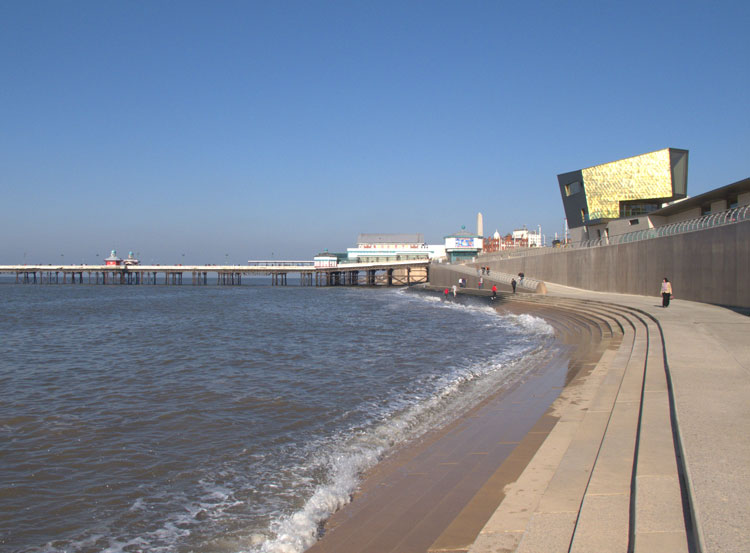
[482,204,750,259]
[247,260,315,267]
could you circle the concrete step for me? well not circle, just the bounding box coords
[463,307,636,553]
[632,318,689,552]
[568,312,645,553]
[512,311,639,553]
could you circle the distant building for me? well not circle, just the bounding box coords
[104,250,123,266]
[512,226,542,247]
[123,251,140,266]
[558,148,688,242]
[314,251,347,268]
[347,233,442,262]
[444,227,483,263]
[483,227,542,252]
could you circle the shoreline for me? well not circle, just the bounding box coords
[304,292,613,553]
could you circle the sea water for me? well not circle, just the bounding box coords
[0,284,556,553]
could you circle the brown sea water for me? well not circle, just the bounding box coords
[0,283,558,553]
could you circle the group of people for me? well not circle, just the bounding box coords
[443,272,675,308]
[443,282,499,300]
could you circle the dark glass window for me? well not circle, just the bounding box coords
[620,202,661,217]
[565,181,582,196]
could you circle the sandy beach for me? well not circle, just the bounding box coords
[304,293,614,553]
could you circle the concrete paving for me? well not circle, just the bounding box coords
[535,283,750,553]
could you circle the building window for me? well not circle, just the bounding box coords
[620,202,660,217]
[565,181,582,196]
[629,219,639,225]
[701,204,711,216]
[728,194,739,209]
[581,208,587,223]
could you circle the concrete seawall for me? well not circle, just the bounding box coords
[479,219,750,309]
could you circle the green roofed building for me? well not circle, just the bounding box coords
[558,148,688,242]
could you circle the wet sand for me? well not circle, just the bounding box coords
[305,298,613,553]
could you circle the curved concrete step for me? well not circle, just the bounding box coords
[459,297,691,553]
[431,300,633,553]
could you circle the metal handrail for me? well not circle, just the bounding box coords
[481,204,750,260]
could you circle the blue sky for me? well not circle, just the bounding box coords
[1,1,748,264]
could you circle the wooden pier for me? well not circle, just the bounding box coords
[0,260,430,287]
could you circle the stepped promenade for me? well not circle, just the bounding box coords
[305,270,749,553]
[462,282,749,553]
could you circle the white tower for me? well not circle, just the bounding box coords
[477,212,484,237]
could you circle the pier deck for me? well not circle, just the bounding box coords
[0,260,430,287]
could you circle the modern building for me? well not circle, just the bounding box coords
[648,177,750,225]
[347,233,442,262]
[558,148,688,242]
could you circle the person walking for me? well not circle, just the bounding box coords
[511,278,517,293]
[478,277,483,289]
[452,284,458,297]
[443,287,450,301]
[661,277,673,307]
[491,284,497,299]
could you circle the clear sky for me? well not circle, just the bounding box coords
[1,1,748,264]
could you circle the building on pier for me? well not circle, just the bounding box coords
[104,250,123,266]
[347,233,445,262]
[123,251,140,265]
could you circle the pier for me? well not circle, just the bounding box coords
[0,260,430,287]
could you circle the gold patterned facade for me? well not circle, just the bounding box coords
[558,148,688,229]
[581,149,674,220]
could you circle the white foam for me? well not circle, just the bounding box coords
[250,341,558,553]
[505,313,555,336]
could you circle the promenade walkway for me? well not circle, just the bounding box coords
[463,283,750,553]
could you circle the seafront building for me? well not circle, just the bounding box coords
[483,228,544,253]
[558,147,689,243]
[444,227,483,263]
[647,176,750,225]
[511,226,543,247]
[346,233,445,262]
